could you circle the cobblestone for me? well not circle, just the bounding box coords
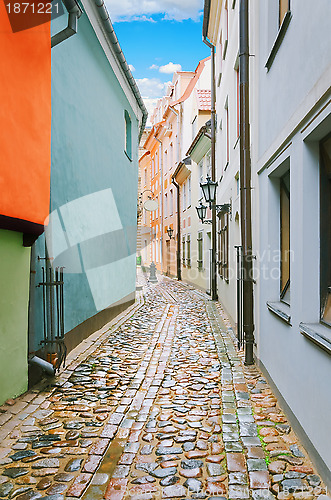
[0,277,327,499]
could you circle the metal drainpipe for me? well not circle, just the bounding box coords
[239,0,255,365]
[171,176,182,281]
[154,136,163,273]
[203,36,218,301]
[51,0,82,48]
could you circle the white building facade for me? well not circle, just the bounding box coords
[254,0,331,485]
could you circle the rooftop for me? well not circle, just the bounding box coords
[196,89,211,110]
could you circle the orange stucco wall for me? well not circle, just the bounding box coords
[0,3,51,227]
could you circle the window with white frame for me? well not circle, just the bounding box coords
[320,135,331,325]
[199,161,203,198]
[164,150,168,173]
[183,182,187,210]
[169,189,173,216]
[187,176,192,207]
[164,193,168,218]
[197,231,203,270]
[206,151,212,177]
[186,234,191,268]
[280,170,290,304]
[170,143,173,170]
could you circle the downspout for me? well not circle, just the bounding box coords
[154,136,163,273]
[239,0,255,364]
[51,0,82,48]
[203,35,218,301]
[171,176,181,281]
[93,0,148,139]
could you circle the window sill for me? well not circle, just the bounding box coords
[299,322,331,355]
[224,161,229,171]
[266,301,291,325]
[124,150,133,162]
[265,11,292,71]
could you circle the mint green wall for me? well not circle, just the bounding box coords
[0,230,30,404]
[30,9,139,352]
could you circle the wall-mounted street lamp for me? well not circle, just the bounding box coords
[167,227,174,240]
[200,175,218,208]
[196,177,231,224]
[195,176,232,301]
[196,201,210,224]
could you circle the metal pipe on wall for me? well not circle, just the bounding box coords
[203,37,218,301]
[154,136,163,273]
[239,0,255,365]
[171,176,182,281]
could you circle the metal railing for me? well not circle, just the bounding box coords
[37,264,66,372]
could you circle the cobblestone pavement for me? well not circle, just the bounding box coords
[0,276,327,500]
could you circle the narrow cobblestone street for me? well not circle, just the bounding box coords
[0,277,326,500]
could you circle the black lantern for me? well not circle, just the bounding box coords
[167,227,174,239]
[196,201,207,223]
[200,175,218,207]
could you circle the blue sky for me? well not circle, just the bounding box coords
[106,0,210,118]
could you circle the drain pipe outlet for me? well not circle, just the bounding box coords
[51,0,82,48]
[29,356,55,377]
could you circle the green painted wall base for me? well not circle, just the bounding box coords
[0,230,30,405]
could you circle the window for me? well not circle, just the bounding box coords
[192,116,197,140]
[197,232,203,271]
[265,0,291,71]
[187,176,192,207]
[223,0,228,59]
[320,136,331,326]
[183,182,187,210]
[225,97,229,167]
[279,0,290,27]
[144,168,147,186]
[218,213,229,281]
[235,67,239,139]
[169,189,173,216]
[187,234,191,268]
[164,193,168,218]
[235,172,239,196]
[164,150,168,173]
[280,170,290,303]
[124,110,132,159]
[182,236,186,266]
[170,143,173,169]
[206,152,212,177]
[156,238,159,263]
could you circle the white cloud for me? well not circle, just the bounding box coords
[136,77,171,126]
[129,64,136,72]
[159,62,182,74]
[136,77,169,99]
[106,0,203,22]
[149,64,159,70]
